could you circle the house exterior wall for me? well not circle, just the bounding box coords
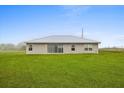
[26,43,99,54]
[63,43,98,54]
[26,44,47,54]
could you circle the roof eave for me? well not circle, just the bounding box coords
[26,42,100,44]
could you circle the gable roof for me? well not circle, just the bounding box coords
[25,35,100,44]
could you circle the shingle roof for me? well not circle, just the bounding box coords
[25,35,100,44]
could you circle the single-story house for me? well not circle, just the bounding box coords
[25,35,100,54]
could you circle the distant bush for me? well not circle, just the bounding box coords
[100,48,124,52]
[0,42,26,51]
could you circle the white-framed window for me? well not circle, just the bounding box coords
[71,44,75,51]
[84,48,88,51]
[89,48,92,51]
[84,44,93,51]
[29,45,33,51]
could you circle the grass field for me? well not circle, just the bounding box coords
[0,51,124,88]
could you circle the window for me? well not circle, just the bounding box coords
[85,48,88,51]
[57,45,63,53]
[72,45,75,47]
[48,44,63,53]
[71,48,75,51]
[29,45,32,51]
[84,44,93,51]
[89,48,92,51]
[84,48,93,51]
[71,44,75,51]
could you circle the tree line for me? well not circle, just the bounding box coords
[0,42,26,51]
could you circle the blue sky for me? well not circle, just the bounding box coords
[0,5,124,47]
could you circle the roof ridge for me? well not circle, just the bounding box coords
[46,35,83,38]
[46,35,80,37]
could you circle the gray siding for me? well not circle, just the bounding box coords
[26,43,99,54]
[26,44,47,54]
[63,44,98,54]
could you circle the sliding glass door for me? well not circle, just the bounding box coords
[47,44,63,53]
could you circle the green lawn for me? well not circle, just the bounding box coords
[0,51,124,88]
